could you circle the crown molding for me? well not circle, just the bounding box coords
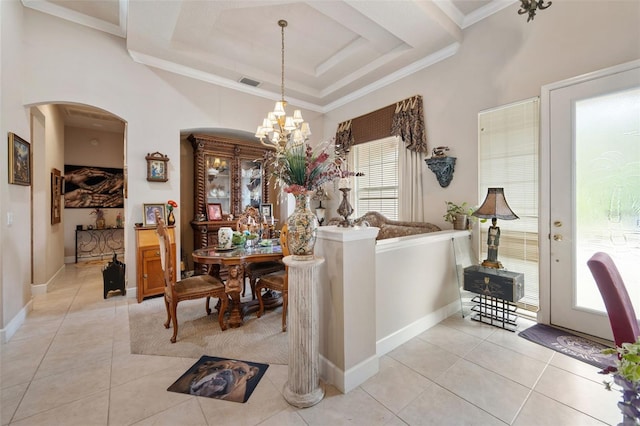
[22,0,127,38]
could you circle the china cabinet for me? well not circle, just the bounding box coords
[188,134,273,257]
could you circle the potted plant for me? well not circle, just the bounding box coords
[601,337,640,424]
[444,202,474,230]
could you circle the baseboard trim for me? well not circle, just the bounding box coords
[319,353,379,394]
[319,300,461,394]
[1,299,33,343]
[376,300,461,357]
[31,264,65,296]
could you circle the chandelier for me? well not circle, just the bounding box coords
[518,0,552,22]
[255,19,311,152]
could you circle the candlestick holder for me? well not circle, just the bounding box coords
[337,188,354,227]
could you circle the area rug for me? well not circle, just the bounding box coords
[167,355,268,403]
[518,323,617,369]
[128,296,288,365]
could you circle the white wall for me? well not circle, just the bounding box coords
[1,0,32,336]
[2,0,639,336]
[33,104,65,284]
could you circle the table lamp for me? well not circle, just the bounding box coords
[472,188,519,269]
[312,187,330,226]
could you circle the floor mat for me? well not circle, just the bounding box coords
[518,323,617,370]
[167,356,269,403]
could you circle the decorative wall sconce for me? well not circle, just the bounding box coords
[425,146,456,188]
[518,0,552,22]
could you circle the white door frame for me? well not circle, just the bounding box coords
[538,59,640,325]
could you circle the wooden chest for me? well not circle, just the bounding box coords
[463,265,524,303]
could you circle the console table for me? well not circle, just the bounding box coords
[463,265,524,331]
[75,228,124,263]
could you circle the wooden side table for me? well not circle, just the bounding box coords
[463,265,524,331]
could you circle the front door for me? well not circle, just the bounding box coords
[548,62,640,340]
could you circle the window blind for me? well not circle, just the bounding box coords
[353,136,399,220]
[478,98,539,308]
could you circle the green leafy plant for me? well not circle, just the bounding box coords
[601,337,640,422]
[443,202,474,223]
[231,231,246,246]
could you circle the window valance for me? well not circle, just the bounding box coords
[335,95,427,155]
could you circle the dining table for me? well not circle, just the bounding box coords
[192,241,284,328]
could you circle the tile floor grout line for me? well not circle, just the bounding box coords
[7,274,83,425]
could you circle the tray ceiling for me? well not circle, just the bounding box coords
[23,0,516,112]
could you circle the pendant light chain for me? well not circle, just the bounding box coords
[279,19,287,103]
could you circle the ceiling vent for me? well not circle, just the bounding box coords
[239,77,261,87]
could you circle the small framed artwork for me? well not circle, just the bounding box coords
[145,152,169,182]
[260,203,273,219]
[143,203,166,227]
[207,203,223,221]
[8,132,31,186]
[51,168,63,224]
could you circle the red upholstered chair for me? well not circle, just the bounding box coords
[587,252,640,348]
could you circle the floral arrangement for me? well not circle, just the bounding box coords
[167,200,178,213]
[268,141,342,195]
[600,337,640,422]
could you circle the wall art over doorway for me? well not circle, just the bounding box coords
[64,165,124,208]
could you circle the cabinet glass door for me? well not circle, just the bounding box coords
[241,159,263,211]
[206,155,232,215]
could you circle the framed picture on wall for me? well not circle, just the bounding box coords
[143,203,166,227]
[63,165,124,208]
[207,203,223,221]
[8,132,31,186]
[145,152,169,182]
[260,203,273,219]
[51,168,62,224]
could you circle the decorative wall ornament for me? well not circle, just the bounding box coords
[146,152,169,182]
[425,156,456,188]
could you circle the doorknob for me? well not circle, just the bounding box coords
[553,234,563,241]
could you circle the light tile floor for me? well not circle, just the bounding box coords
[1,263,623,425]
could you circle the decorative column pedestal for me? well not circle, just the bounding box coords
[282,255,325,408]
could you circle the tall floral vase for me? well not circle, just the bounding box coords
[287,194,319,260]
[167,210,175,226]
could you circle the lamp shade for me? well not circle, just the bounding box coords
[472,188,519,220]
[312,187,330,201]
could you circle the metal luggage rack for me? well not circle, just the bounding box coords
[470,294,518,331]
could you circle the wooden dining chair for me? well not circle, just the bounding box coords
[587,252,640,348]
[156,216,228,343]
[255,224,289,331]
[237,206,285,299]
